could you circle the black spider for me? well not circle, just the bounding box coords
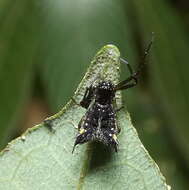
[72,38,153,153]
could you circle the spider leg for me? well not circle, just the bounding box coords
[72,85,95,109]
[80,85,95,109]
[71,97,80,106]
[120,58,134,76]
[134,32,154,76]
[114,74,138,91]
[117,33,154,91]
[115,106,124,112]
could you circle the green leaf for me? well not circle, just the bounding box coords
[0,45,169,189]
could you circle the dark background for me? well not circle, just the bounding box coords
[0,0,189,189]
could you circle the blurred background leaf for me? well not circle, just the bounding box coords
[0,0,189,189]
[0,0,41,147]
[124,0,189,189]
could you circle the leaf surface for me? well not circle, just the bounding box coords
[0,45,169,190]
